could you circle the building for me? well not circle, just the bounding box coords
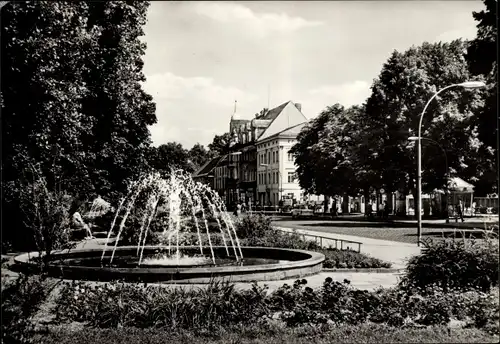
[193,100,309,208]
[256,122,305,206]
[191,156,224,190]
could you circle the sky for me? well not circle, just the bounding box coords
[141,1,484,149]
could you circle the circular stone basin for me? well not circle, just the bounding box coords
[14,246,325,283]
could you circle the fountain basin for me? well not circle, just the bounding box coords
[14,246,325,283]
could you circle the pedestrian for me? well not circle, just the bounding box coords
[456,199,464,223]
[383,201,389,220]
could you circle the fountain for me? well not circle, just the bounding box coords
[14,170,324,283]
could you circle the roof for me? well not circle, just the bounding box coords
[448,177,474,192]
[259,122,306,142]
[259,101,290,121]
[192,156,223,178]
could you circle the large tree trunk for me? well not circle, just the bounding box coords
[323,195,330,213]
[342,194,349,214]
[386,191,393,215]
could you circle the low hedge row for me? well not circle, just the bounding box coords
[52,278,499,333]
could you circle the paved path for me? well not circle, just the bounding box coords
[274,225,421,270]
[156,271,401,292]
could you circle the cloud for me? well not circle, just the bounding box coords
[143,72,257,107]
[143,72,258,147]
[308,80,371,107]
[191,2,323,37]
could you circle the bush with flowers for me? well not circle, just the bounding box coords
[53,277,499,335]
[400,233,499,293]
[2,274,53,343]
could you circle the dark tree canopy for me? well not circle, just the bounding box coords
[188,143,214,172]
[364,40,484,195]
[149,143,194,175]
[1,1,156,250]
[465,0,497,195]
[208,132,232,156]
[291,104,362,197]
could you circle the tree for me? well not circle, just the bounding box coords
[188,143,213,172]
[364,40,484,200]
[291,104,362,199]
[465,0,497,195]
[149,142,193,175]
[1,1,156,251]
[208,132,232,156]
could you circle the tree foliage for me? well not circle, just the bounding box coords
[188,143,214,172]
[1,1,156,250]
[208,132,232,156]
[293,39,490,199]
[291,104,364,197]
[148,142,194,175]
[465,0,498,195]
[364,40,485,195]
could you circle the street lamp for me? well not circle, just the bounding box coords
[229,151,242,205]
[414,81,485,246]
[260,163,282,207]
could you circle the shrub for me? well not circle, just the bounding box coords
[53,277,499,335]
[1,274,53,343]
[54,280,269,330]
[235,214,274,240]
[400,235,499,293]
[235,214,391,269]
[322,249,391,269]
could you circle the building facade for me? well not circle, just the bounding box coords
[256,124,304,206]
[193,100,310,208]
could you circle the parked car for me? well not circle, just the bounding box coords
[291,205,314,219]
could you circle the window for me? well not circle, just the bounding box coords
[288,172,295,183]
[288,152,294,162]
[273,172,276,184]
[268,152,270,164]
[272,151,275,163]
[276,151,279,162]
[268,173,271,185]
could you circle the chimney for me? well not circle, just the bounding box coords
[295,103,302,112]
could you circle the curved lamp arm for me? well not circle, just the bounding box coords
[417,84,459,140]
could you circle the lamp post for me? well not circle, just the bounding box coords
[413,81,485,246]
[260,163,282,208]
[229,151,242,205]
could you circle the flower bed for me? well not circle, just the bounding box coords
[51,278,499,334]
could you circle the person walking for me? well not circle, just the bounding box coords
[456,199,464,223]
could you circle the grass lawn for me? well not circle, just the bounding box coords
[273,219,495,244]
[35,323,499,344]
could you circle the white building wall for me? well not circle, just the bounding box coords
[256,136,303,206]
